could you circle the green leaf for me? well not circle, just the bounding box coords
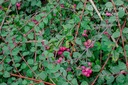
[28,33,34,39]
[86,50,92,57]
[39,22,44,29]
[62,82,68,85]
[93,65,101,72]
[0,0,4,4]
[123,28,128,34]
[105,75,114,84]
[118,61,126,70]
[73,52,80,58]
[112,31,120,38]
[81,81,88,85]
[71,78,78,85]
[115,0,124,6]
[3,71,10,78]
[11,0,17,4]
[27,59,34,65]
[87,5,93,11]
[105,2,113,8]
[75,38,82,45]
[26,69,33,77]
[0,64,3,71]
[43,17,48,24]
[116,74,125,83]
[22,80,27,85]
[39,71,47,80]
[76,2,83,10]
[109,16,116,23]
[118,10,125,18]
[47,64,54,69]
[112,50,119,62]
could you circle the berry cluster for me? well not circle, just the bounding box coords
[57,57,63,63]
[56,47,70,63]
[82,30,88,37]
[81,62,92,77]
[106,12,112,16]
[16,2,21,10]
[57,47,70,57]
[84,39,94,49]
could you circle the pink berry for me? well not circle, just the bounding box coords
[16,2,21,7]
[53,14,56,16]
[82,34,88,37]
[58,51,63,55]
[59,57,63,61]
[103,31,108,35]
[81,66,86,70]
[57,59,62,63]
[87,39,91,44]
[84,42,88,46]
[88,62,92,66]
[66,67,71,71]
[88,69,92,74]
[82,71,88,76]
[84,30,87,33]
[106,12,112,16]
[73,4,76,8]
[66,48,70,52]
[60,4,64,8]
[60,47,66,51]
[85,68,90,72]
[86,73,90,77]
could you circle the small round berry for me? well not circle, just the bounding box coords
[88,62,92,66]
[81,66,86,70]
[58,51,63,55]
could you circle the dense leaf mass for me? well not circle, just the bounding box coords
[0,0,128,85]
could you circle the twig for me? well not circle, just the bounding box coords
[74,0,87,40]
[19,53,37,76]
[0,56,6,64]
[10,73,55,85]
[91,51,112,85]
[111,0,128,69]
[89,0,103,21]
[24,4,60,37]
[0,3,11,31]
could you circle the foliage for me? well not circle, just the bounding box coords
[0,0,128,85]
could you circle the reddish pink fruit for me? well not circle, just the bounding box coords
[103,31,108,35]
[85,68,90,72]
[53,14,56,16]
[106,12,112,16]
[0,6,2,10]
[84,39,94,48]
[82,34,88,37]
[60,47,66,51]
[66,48,70,52]
[88,62,92,66]
[86,73,90,77]
[81,66,86,70]
[58,51,63,55]
[60,4,64,8]
[16,2,21,7]
[83,72,88,76]
[66,67,71,71]
[88,69,92,74]
[57,60,61,63]
[73,4,76,8]
[84,30,87,33]
[84,42,88,46]
[59,57,63,61]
